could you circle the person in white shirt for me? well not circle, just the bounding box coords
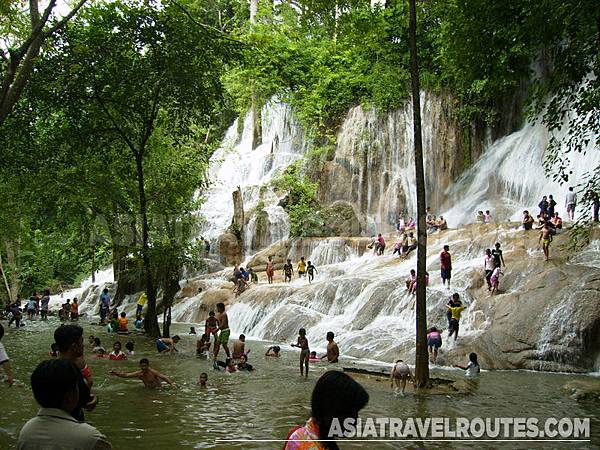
[0,324,14,386]
[18,359,111,449]
[565,186,577,221]
[454,352,481,377]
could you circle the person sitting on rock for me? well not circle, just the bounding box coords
[476,211,485,223]
[551,212,563,229]
[436,216,448,231]
[522,210,534,230]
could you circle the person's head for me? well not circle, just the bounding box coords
[301,256,305,261]
[429,326,438,333]
[542,195,547,200]
[113,341,122,352]
[240,267,245,272]
[409,232,414,237]
[523,210,529,216]
[225,358,235,368]
[310,351,317,358]
[485,210,490,215]
[268,256,272,261]
[299,328,306,337]
[569,186,574,192]
[443,245,449,252]
[103,288,108,294]
[44,289,50,296]
[311,371,369,442]
[72,298,77,304]
[554,212,559,217]
[549,195,553,200]
[239,334,245,342]
[326,331,335,342]
[216,303,225,313]
[478,210,483,215]
[308,260,312,266]
[452,292,460,303]
[485,248,491,256]
[395,359,403,364]
[273,345,281,355]
[125,341,134,352]
[240,354,248,364]
[495,242,501,249]
[469,352,478,365]
[88,335,95,345]
[209,310,215,317]
[410,269,415,275]
[139,358,150,372]
[120,312,126,318]
[94,337,101,346]
[172,335,181,343]
[54,325,84,357]
[50,343,58,353]
[378,233,382,237]
[31,359,80,413]
[287,258,291,263]
[198,372,208,385]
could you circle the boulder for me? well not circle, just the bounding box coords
[217,231,243,266]
[323,201,362,236]
[562,379,600,400]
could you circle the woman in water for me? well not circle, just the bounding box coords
[285,371,369,450]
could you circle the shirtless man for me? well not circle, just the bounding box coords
[110,358,177,389]
[538,223,553,261]
[266,256,275,284]
[232,334,246,359]
[320,331,339,363]
[213,303,231,365]
[283,259,294,283]
[156,336,180,354]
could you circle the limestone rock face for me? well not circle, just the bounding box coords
[323,201,362,236]
[217,231,243,266]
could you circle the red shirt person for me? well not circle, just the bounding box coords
[440,245,452,289]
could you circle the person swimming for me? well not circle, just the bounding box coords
[110,358,177,388]
[454,352,480,377]
[308,351,320,362]
[109,341,127,360]
[265,345,281,357]
[197,372,208,387]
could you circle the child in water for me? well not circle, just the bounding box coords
[189,326,197,335]
[291,328,310,377]
[308,351,320,362]
[427,327,442,364]
[197,372,208,387]
[454,352,480,377]
[390,359,412,395]
[306,261,317,283]
[92,337,106,355]
[109,341,127,360]
[264,345,280,357]
[118,312,128,333]
[204,311,218,340]
[125,341,135,357]
[49,343,59,357]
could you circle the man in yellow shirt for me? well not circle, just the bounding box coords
[446,300,466,341]
[297,256,307,279]
[136,292,147,316]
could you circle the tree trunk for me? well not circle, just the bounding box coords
[408,0,429,388]
[135,153,160,337]
[91,243,96,283]
[4,239,19,301]
[0,251,13,305]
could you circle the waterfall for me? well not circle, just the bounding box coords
[198,101,308,249]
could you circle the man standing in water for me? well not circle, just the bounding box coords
[283,259,294,283]
[110,358,177,389]
[213,302,231,367]
[266,256,275,284]
[320,331,339,363]
[54,325,98,421]
[565,186,577,221]
[99,288,111,324]
[440,245,452,289]
[538,223,553,261]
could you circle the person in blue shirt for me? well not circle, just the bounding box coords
[99,289,111,324]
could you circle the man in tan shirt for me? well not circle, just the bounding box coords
[18,359,111,449]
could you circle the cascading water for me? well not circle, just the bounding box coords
[198,101,308,251]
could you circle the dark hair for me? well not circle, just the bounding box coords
[103,288,108,293]
[326,331,334,341]
[469,352,478,364]
[452,293,460,301]
[239,334,245,340]
[120,312,126,318]
[31,359,80,408]
[54,325,83,352]
[172,335,180,341]
[443,245,449,251]
[273,345,281,353]
[113,341,122,349]
[209,311,215,316]
[216,303,225,312]
[311,371,369,447]
[51,343,58,351]
[299,328,306,335]
[140,358,149,365]
[125,341,134,351]
[94,337,101,346]
[200,372,208,378]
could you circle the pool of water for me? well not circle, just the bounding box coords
[0,318,598,449]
